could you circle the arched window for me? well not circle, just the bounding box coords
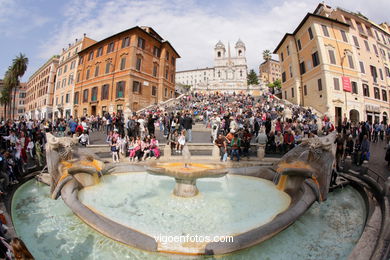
[217,51,221,57]
[240,70,243,77]
[218,71,221,78]
[238,50,242,56]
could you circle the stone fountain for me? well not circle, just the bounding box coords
[146,144,227,197]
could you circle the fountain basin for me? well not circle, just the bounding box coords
[146,162,228,197]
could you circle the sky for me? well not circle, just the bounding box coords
[0,0,389,82]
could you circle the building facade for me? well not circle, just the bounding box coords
[176,40,248,93]
[15,83,27,119]
[25,56,59,120]
[74,26,180,118]
[53,36,96,119]
[259,59,281,84]
[274,4,390,124]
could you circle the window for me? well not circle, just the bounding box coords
[58,68,62,76]
[280,52,284,62]
[284,91,287,99]
[289,65,292,78]
[88,51,94,61]
[382,89,388,101]
[328,49,336,64]
[321,25,329,37]
[121,37,130,48]
[318,78,322,91]
[291,87,294,98]
[312,51,320,67]
[116,81,125,98]
[152,86,157,96]
[308,27,313,40]
[282,72,286,82]
[299,61,305,75]
[105,62,111,73]
[64,65,68,73]
[94,65,99,77]
[166,51,170,61]
[70,61,75,69]
[136,57,142,71]
[366,26,373,37]
[333,77,340,90]
[120,57,126,70]
[352,81,358,94]
[65,93,69,103]
[86,69,90,80]
[379,68,383,80]
[375,30,380,41]
[153,46,160,57]
[385,67,390,77]
[345,18,354,28]
[153,64,158,77]
[68,74,73,85]
[164,87,167,97]
[137,37,145,49]
[171,57,175,66]
[359,61,365,74]
[373,44,378,55]
[76,72,81,83]
[297,40,302,50]
[132,81,141,93]
[101,84,109,100]
[347,55,354,69]
[97,47,103,57]
[165,68,168,79]
[356,22,364,34]
[79,56,83,65]
[304,85,307,96]
[362,84,370,97]
[91,87,98,101]
[286,45,290,56]
[217,51,221,57]
[340,30,348,42]
[83,89,89,102]
[370,65,378,83]
[352,36,360,47]
[364,40,370,52]
[374,87,380,99]
[107,42,114,53]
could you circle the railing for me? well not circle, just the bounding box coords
[366,167,387,189]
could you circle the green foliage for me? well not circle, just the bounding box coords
[267,79,282,89]
[247,69,259,85]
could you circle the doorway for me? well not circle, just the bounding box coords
[335,107,342,126]
[91,106,96,116]
[349,109,359,124]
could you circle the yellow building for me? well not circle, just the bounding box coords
[274,3,390,125]
[53,35,96,119]
[26,56,59,120]
[259,59,281,84]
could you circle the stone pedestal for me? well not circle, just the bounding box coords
[212,145,220,160]
[173,178,199,197]
[257,144,266,160]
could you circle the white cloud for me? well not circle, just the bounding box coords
[39,0,390,73]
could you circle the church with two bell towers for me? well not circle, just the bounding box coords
[175,40,248,93]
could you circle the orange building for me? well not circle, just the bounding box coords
[74,26,180,118]
[259,59,281,84]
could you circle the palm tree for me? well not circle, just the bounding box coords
[0,88,11,120]
[262,49,272,61]
[3,67,17,120]
[11,53,28,119]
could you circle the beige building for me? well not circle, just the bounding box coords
[274,3,390,124]
[259,59,281,84]
[25,56,59,120]
[53,35,96,119]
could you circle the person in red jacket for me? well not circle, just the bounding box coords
[283,129,295,153]
[75,124,84,136]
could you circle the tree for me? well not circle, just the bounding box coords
[3,67,17,120]
[267,79,282,94]
[11,53,28,119]
[262,49,272,62]
[0,88,11,120]
[247,69,259,85]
